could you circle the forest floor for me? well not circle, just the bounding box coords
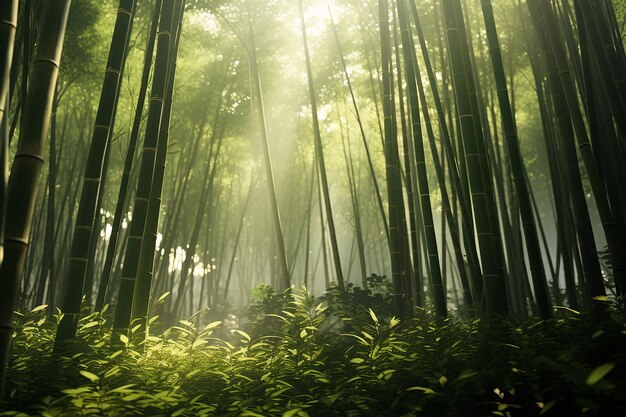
[1,288,625,417]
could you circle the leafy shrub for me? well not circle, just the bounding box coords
[1,289,626,416]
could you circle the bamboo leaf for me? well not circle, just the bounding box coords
[586,363,615,386]
[79,370,99,383]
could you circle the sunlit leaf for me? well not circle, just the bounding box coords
[368,308,378,324]
[586,363,615,386]
[202,321,222,332]
[282,408,303,417]
[454,370,478,383]
[538,400,559,415]
[154,292,171,306]
[79,370,99,383]
[231,329,251,342]
[30,305,48,314]
[108,384,136,393]
[406,386,436,395]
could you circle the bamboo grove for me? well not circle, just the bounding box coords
[0,0,625,398]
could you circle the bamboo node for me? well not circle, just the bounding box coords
[33,57,60,68]
[5,237,29,246]
[117,8,133,16]
[0,19,17,29]
[105,67,121,75]
[15,152,44,163]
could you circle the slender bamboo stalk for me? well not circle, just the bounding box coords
[339,111,367,286]
[0,0,17,269]
[480,0,552,318]
[398,0,446,317]
[328,6,390,245]
[131,0,185,337]
[224,178,255,299]
[530,0,616,298]
[391,4,418,309]
[96,0,163,312]
[112,0,177,338]
[34,89,58,307]
[299,0,344,290]
[0,0,71,393]
[379,0,407,319]
[246,0,290,291]
[303,158,315,290]
[56,0,137,343]
[408,2,482,301]
[441,0,505,314]
[172,123,224,319]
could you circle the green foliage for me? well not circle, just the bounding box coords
[60,0,103,88]
[2,292,626,416]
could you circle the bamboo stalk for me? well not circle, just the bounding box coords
[0,0,71,393]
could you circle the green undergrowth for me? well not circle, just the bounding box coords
[1,286,625,417]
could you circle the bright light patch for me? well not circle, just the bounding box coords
[292,0,341,40]
[193,263,205,277]
[156,233,163,251]
[189,11,220,35]
[168,246,187,274]
[101,223,112,241]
